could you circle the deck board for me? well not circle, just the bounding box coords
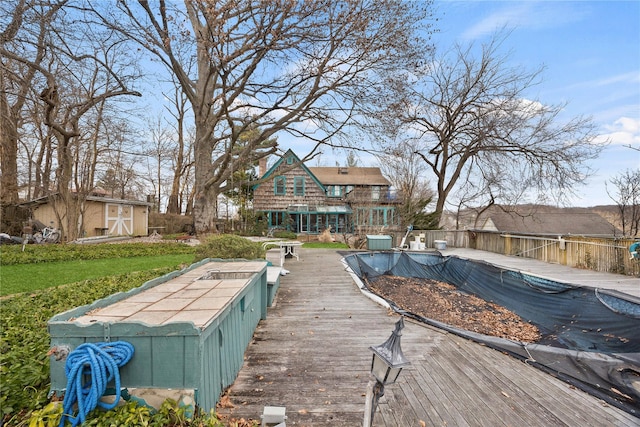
[216,248,639,426]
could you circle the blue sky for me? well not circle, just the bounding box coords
[142,1,639,208]
[431,0,640,206]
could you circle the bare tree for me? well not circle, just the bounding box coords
[39,48,140,239]
[340,151,359,168]
[162,77,194,215]
[607,169,640,237]
[143,116,174,213]
[88,0,434,234]
[1,1,142,240]
[380,33,602,226]
[18,85,55,200]
[1,0,66,205]
[376,140,437,229]
[96,119,141,199]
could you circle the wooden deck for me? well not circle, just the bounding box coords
[216,248,639,426]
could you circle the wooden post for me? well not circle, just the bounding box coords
[363,378,384,427]
[504,234,511,256]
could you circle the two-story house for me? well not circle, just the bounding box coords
[252,149,400,234]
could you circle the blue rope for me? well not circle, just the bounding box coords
[59,341,134,427]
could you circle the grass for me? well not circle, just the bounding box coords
[0,254,195,296]
[0,239,273,426]
[301,241,349,249]
[0,240,350,296]
[0,268,210,426]
[0,242,195,266]
[0,237,354,426]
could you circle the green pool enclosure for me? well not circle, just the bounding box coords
[47,259,281,412]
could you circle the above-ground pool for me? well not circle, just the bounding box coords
[342,251,640,415]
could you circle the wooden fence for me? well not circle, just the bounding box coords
[411,230,640,277]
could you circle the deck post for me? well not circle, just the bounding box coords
[363,378,384,427]
[363,317,411,427]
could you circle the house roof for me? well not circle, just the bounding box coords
[255,149,392,189]
[257,149,325,190]
[19,194,152,208]
[308,167,390,186]
[480,211,619,236]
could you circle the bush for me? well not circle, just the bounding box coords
[0,267,246,427]
[27,399,229,427]
[0,269,178,426]
[0,244,251,427]
[194,234,265,262]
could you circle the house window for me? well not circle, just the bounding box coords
[327,185,342,197]
[274,176,286,195]
[294,177,305,196]
[287,156,294,165]
[372,208,383,225]
[355,208,368,225]
[354,207,397,226]
[371,186,381,201]
[270,211,287,227]
[387,208,396,225]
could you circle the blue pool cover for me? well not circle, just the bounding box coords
[342,251,640,415]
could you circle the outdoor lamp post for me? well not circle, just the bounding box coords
[363,317,411,427]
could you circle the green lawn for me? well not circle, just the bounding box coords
[0,254,194,296]
[301,241,349,249]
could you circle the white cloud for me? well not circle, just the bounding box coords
[564,71,640,92]
[596,116,640,146]
[459,2,588,41]
[591,71,640,88]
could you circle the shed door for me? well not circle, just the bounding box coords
[106,204,133,235]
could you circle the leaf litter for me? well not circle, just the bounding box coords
[366,275,541,343]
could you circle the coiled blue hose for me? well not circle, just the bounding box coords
[59,341,134,427]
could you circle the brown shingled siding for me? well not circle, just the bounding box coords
[253,162,326,211]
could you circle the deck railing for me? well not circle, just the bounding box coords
[409,230,640,277]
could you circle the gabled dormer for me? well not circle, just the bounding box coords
[253,150,327,212]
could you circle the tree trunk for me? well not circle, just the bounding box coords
[434,193,446,227]
[166,90,187,215]
[166,194,180,214]
[0,83,19,205]
[56,134,75,240]
[193,184,218,234]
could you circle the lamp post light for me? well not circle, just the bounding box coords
[363,317,411,427]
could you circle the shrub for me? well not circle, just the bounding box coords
[0,269,178,426]
[0,268,244,427]
[194,234,265,262]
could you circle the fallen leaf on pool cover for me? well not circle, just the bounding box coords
[366,275,541,343]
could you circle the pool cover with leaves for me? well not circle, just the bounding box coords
[342,251,640,416]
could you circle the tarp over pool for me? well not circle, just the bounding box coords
[342,251,640,415]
